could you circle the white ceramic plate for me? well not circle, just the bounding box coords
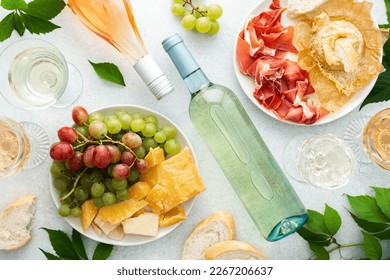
[49,104,196,246]
[233,0,380,126]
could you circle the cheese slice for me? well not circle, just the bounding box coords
[122,213,159,237]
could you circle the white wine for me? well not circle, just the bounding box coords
[297,134,356,189]
[8,46,68,108]
[163,34,308,241]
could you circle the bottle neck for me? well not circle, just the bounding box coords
[183,68,211,96]
[162,34,211,97]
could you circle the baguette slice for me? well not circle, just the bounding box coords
[205,240,268,260]
[0,194,36,250]
[181,211,235,260]
[287,0,328,19]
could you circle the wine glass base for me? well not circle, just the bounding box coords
[52,62,83,108]
[283,133,316,182]
[343,116,371,163]
[21,122,50,169]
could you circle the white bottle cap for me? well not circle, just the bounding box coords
[133,55,174,100]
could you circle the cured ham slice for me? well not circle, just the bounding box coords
[236,0,325,124]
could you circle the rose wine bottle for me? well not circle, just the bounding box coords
[163,34,308,241]
[68,0,173,99]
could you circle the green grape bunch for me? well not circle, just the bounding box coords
[171,0,223,35]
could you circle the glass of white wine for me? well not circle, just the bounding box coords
[0,116,49,179]
[283,134,356,190]
[0,38,82,109]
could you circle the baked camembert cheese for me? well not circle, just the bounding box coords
[293,0,387,112]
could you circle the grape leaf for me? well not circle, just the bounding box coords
[348,210,389,233]
[0,13,15,42]
[1,0,28,10]
[384,0,390,24]
[372,187,390,219]
[372,228,390,240]
[324,204,341,236]
[347,195,390,224]
[305,209,329,234]
[25,0,66,20]
[89,61,126,86]
[39,249,62,260]
[13,13,25,36]
[20,13,60,34]
[41,228,80,260]
[362,232,382,260]
[360,70,390,109]
[71,229,88,260]
[297,227,332,246]
[92,243,114,260]
[309,243,330,260]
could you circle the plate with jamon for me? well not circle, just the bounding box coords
[233,0,386,125]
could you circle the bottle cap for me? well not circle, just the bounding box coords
[133,55,173,100]
[162,34,200,79]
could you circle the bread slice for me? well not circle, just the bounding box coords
[181,211,235,260]
[0,194,36,250]
[205,240,268,260]
[287,0,328,18]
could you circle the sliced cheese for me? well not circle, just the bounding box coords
[122,213,159,237]
[93,215,119,235]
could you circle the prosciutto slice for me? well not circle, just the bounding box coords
[236,0,326,124]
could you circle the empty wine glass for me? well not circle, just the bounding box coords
[0,38,82,110]
[0,116,49,178]
[283,133,356,190]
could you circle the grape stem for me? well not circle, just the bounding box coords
[60,167,88,202]
[183,0,206,16]
[74,131,139,159]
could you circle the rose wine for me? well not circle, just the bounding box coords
[0,118,30,178]
[68,0,173,99]
[363,108,390,170]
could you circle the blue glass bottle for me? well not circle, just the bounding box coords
[162,34,308,241]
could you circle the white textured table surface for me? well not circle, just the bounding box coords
[0,0,389,260]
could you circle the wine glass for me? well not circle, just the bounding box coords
[0,116,49,179]
[0,38,83,110]
[283,134,356,190]
[362,108,390,170]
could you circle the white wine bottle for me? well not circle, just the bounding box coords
[163,34,308,241]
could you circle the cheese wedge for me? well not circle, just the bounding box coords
[122,213,159,237]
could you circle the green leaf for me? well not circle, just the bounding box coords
[372,228,390,240]
[309,243,330,260]
[1,0,28,10]
[324,204,342,236]
[297,227,332,246]
[372,187,390,219]
[92,243,114,260]
[25,0,66,20]
[360,71,390,109]
[20,13,60,34]
[348,210,389,233]
[89,61,126,86]
[0,13,15,42]
[347,195,390,224]
[39,248,62,260]
[384,0,390,24]
[305,209,329,234]
[13,13,25,36]
[362,232,382,260]
[71,229,88,260]
[41,228,80,260]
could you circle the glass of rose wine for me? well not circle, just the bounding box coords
[0,117,49,179]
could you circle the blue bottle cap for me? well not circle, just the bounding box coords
[162,34,200,79]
